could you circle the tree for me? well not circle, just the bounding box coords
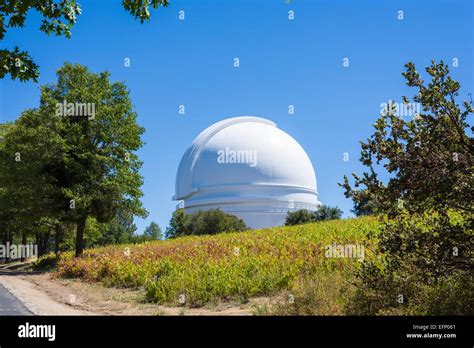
[350,194,377,217]
[341,61,473,216]
[92,208,138,246]
[284,209,315,226]
[0,0,169,82]
[165,209,191,238]
[165,209,247,238]
[313,205,343,221]
[188,209,247,236]
[5,63,148,256]
[341,61,473,315]
[285,205,343,226]
[0,113,62,258]
[143,221,162,240]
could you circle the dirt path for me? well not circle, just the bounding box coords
[0,263,268,316]
[0,273,91,315]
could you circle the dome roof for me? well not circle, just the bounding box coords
[174,116,318,201]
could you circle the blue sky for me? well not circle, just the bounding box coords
[1,0,473,233]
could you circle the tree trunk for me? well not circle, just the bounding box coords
[35,233,42,257]
[6,228,12,263]
[20,233,27,262]
[54,224,62,255]
[2,227,10,263]
[43,232,50,255]
[75,217,87,257]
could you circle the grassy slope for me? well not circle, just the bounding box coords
[55,216,380,309]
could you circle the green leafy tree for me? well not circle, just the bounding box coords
[284,209,315,226]
[6,63,148,256]
[0,113,63,257]
[349,192,378,217]
[313,205,343,221]
[0,0,169,82]
[285,205,343,226]
[187,209,247,236]
[165,209,191,238]
[166,209,247,237]
[342,61,473,315]
[341,61,473,215]
[92,208,138,246]
[143,221,162,240]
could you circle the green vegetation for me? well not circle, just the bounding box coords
[143,222,163,240]
[0,63,148,257]
[285,205,343,226]
[1,0,169,82]
[55,216,379,309]
[165,209,247,238]
[341,61,473,315]
[2,55,471,315]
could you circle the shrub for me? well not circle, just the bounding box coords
[165,209,192,238]
[285,209,315,226]
[166,209,247,237]
[285,205,343,226]
[188,209,247,236]
[33,252,59,270]
[341,61,473,315]
[56,217,378,307]
[262,272,355,315]
[347,211,473,315]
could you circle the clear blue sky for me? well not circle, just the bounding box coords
[1,0,473,233]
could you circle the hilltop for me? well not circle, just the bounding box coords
[36,216,381,314]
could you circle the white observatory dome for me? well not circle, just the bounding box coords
[173,116,321,229]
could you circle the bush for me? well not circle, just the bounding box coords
[188,209,247,236]
[166,209,247,237]
[56,217,378,306]
[347,211,474,315]
[165,209,192,238]
[285,209,315,226]
[285,205,343,226]
[33,253,59,270]
[407,272,474,315]
[341,61,473,315]
[262,273,355,315]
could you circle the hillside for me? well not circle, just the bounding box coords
[43,216,380,314]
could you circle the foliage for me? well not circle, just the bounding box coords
[56,216,378,307]
[314,205,343,221]
[260,273,354,315]
[340,61,473,315]
[350,194,377,217]
[284,209,315,226]
[94,209,138,246]
[166,209,247,238]
[347,211,473,315]
[341,61,473,216]
[285,205,343,226]
[132,221,162,243]
[122,0,169,23]
[0,0,169,82]
[143,221,162,240]
[187,209,247,236]
[1,63,147,257]
[0,112,61,253]
[33,252,59,271]
[165,209,191,238]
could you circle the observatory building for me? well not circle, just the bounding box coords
[173,116,321,229]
